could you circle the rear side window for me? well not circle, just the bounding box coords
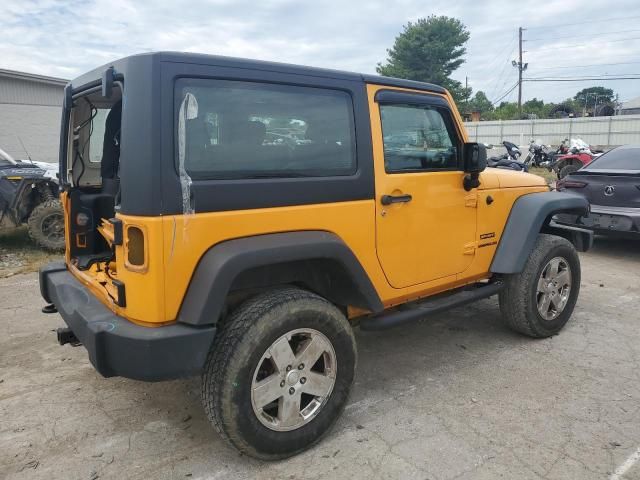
[175,79,356,179]
[586,147,639,170]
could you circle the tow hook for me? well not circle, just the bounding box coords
[57,327,81,346]
[42,303,57,314]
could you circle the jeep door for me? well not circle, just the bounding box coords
[368,86,477,288]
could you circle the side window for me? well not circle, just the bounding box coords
[380,104,460,173]
[175,79,356,179]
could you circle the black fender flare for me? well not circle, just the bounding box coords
[177,231,384,326]
[490,191,591,274]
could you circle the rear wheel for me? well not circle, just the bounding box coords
[558,163,580,179]
[499,234,580,338]
[201,287,356,460]
[27,199,64,251]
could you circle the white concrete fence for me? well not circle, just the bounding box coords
[464,114,640,148]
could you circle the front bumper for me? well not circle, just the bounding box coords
[39,262,216,381]
[555,205,640,235]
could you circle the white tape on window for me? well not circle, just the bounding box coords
[177,92,198,217]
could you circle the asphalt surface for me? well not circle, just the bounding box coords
[1,236,640,480]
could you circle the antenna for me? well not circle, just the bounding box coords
[17,136,34,164]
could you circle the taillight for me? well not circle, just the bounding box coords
[126,226,145,269]
[557,180,587,190]
[76,212,89,226]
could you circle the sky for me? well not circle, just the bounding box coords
[2,0,640,105]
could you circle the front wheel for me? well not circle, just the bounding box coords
[558,164,580,179]
[499,234,581,338]
[201,287,356,460]
[27,199,65,251]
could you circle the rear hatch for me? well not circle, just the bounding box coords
[569,170,640,208]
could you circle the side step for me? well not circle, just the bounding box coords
[359,281,504,331]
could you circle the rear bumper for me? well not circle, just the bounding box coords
[39,262,216,381]
[555,205,640,235]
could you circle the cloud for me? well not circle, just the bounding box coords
[1,0,639,102]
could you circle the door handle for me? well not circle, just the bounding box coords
[381,194,412,205]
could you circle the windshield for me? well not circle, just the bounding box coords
[585,146,640,171]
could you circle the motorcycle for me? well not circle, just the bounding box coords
[486,140,528,172]
[525,138,575,168]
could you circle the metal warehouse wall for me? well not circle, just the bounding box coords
[464,114,640,147]
[0,104,61,163]
[0,76,63,106]
[0,74,64,163]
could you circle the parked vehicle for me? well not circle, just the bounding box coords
[40,53,592,460]
[0,147,63,250]
[487,140,528,171]
[555,144,640,237]
[525,139,566,169]
[553,138,601,179]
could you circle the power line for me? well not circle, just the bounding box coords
[526,73,640,79]
[524,76,640,82]
[487,44,518,99]
[530,61,640,71]
[528,36,640,52]
[527,15,640,30]
[525,28,640,42]
[492,82,519,104]
[489,67,516,103]
[476,33,517,72]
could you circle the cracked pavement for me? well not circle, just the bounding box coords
[1,236,639,479]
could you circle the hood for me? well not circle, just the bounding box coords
[31,161,59,180]
[491,168,548,188]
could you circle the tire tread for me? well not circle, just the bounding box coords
[499,234,580,338]
[201,286,350,459]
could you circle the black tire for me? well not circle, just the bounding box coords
[558,164,580,179]
[499,234,580,338]
[27,199,65,251]
[201,286,357,460]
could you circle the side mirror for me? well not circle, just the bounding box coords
[463,142,487,173]
[463,142,487,191]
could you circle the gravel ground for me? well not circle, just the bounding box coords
[1,236,639,480]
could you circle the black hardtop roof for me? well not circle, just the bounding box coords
[71,51,446,94]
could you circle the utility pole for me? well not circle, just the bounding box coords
[518,27,523,116]
[512,27,528,118]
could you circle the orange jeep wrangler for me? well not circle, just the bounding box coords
[40,52,592,459]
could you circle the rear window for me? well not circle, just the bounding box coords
[175,79,356,179]
[586,147,640,170]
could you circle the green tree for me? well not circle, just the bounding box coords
[574,86,615,104]
[521,98,547,118]
[377,16,470,103]
[468,91,493,114]
[488,102,519,120]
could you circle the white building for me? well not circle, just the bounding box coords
[619,96,640,116]
[0,68,68,163]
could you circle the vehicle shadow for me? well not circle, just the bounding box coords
[585,235,640,262]
[129,299,515,457]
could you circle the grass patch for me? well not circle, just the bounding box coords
[529,167,557,185]
[0,227,62,277]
